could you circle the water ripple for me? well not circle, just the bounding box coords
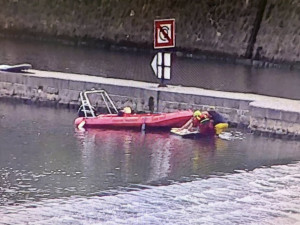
[1,162,299,225]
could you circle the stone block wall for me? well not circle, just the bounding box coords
[0,0,260,58]
[249,103,300,136]
[0,71,299,136]
[0,0,299,63]
[158,91,251,125]
[254,0,300,63]
[0,71,249,125]
[0,74,159,112]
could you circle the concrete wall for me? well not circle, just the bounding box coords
[0,70,299,137]
[1,0,298,64]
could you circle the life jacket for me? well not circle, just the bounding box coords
[193,113,210,127]
[192,117,200,127]
[195,112,215,135]
[199,120,215,136]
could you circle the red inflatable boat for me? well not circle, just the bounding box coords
[75,110,193,129]
[74,90,193,130]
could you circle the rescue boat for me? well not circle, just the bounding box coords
[74,90,193,130]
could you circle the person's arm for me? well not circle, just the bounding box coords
[186,121,193,131]
[178,117,193,130]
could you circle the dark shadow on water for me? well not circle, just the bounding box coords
[0,37,299,99]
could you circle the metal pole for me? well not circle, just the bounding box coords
[158,52,167,87]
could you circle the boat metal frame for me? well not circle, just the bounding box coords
[78,90,119,118]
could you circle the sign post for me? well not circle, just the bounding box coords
[151,52,171,87]
[152,19,175,87]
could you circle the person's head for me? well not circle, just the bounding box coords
[193,110,202,120]
[208,106,216,111]
[123,106,132,114]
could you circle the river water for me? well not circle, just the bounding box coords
[0,101,300,224]
[0,37,300,100]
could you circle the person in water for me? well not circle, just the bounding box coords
[174,110,210,132]
[174,108,228,135]
[206,107,229,135]
[118,106,133,116]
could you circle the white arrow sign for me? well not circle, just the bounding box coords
[151,52,171,80]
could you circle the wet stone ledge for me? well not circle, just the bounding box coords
[249,102,300,138]
[0,70,299,138]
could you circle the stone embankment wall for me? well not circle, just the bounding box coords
[0,0,299,64]
[250,102,300,138]
[0,71,250,126]
[254,0,300,64]
[0,70,299,138]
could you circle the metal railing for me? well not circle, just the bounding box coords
[78,90,119,118]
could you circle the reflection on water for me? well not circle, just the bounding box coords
[146,137,171,183]
[75,129,231,186]
[0,101,300,224]
[0,37,299,99]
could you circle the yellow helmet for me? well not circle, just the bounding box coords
[193,110,202,120]
[123,107,132,114]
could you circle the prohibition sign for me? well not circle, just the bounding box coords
[159,26,171,43]
[154,19,175,49]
